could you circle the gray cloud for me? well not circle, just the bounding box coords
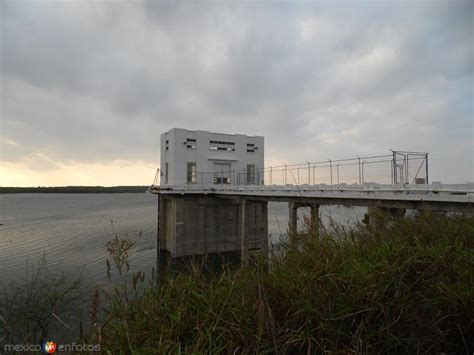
[1,0,472,183]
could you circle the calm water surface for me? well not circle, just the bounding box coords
[0,193,366,286]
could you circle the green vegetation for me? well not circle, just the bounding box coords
[100,213,474,353]
[0,186,149,193]
[1,214,472,353]
[0,257,86,344]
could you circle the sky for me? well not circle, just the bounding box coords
[0,0,473,186]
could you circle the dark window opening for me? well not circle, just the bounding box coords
[187,162,196,183]
[210,146,235,151]
[209,140,235,146]
[214,177,230,184]
[247,164,255,184]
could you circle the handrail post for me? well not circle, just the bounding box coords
[328,159,333,185]
[307,162,310,185]
[425,153,429,184]
[362,161,365,184]
[357,155,361,184]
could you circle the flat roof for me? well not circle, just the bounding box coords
[165,128,263,138]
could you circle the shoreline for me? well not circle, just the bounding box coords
[0,186,149,194]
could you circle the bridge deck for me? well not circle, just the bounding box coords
[150,183,473,212]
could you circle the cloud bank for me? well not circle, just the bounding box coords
[1,0,472,185]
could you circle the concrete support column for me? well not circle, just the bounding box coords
[310,204,319,236]
[261,202,269,261]
[240,198,247,263]
[367,206,385,229]
[288,202,298,235]
[158,195,269,270]
[157,195,171,283]
[156,194,162,286]
[389,207,406,219]
[366,206,406,228]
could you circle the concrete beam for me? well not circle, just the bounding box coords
[214,195,472,213]
[153,184,473,213]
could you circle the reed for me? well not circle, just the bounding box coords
[0,256,85,345]
[100,212,474,353]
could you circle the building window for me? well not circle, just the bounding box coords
[210,146,235,151]
[247,164,255,184]
[214,176,231,184]
[209,139,235,151]
[187,162,196,183]
[165,162,168,184]
[185,138,196,149]
[247,143,256,153]
[214,163,231,184]
[209,140,234,146]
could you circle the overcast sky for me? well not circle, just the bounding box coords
[1,0,472,186]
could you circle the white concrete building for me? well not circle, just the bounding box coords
[160,128,264,186]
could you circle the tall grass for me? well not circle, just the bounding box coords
[0,256,86,345]
[100,213,474,353]
[1,213,472,353]
[0,224,147,349]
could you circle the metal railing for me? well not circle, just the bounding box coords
[152,151,429,187]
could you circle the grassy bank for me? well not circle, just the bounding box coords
[100,213,474,353]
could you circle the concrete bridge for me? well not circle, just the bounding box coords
[151,183,473,212]
[153,131,470,271]
[150,182,473,271]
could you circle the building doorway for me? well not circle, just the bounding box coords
[214,163,231,184]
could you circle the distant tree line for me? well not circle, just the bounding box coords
[0,186,149,193]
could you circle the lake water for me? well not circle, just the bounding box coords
[0,193,367,286]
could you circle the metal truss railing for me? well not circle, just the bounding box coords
[152,150,430,187]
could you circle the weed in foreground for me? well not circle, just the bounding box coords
[0,256,86,345]
[100,213,474,354]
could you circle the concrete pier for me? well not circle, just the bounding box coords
[158,195,268,271]
[153,183,473,275]
[288,202,319,235]
[366,206,406,228]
